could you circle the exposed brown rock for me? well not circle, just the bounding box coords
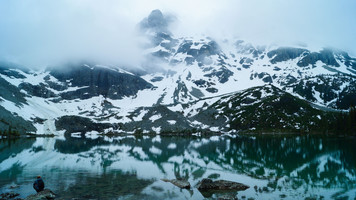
[197,178,249,191]
[161,178,191,189]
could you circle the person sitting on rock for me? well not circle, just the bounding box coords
[33,176,45,193]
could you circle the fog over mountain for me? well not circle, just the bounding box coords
[0,0,355,68]
[0,3,355,136]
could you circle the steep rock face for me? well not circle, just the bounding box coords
[18,82,57,99]
[0,76,27,105]
[139,9,171,34]
[267,47,307,64]
[297,49,340,67]
[176,40,221,65]
[341,52,356,70]
[0,105,36,134]
[49,65,153,100]
[55,115,116,135]
[235,40,265,58]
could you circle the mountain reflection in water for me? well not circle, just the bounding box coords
[0,135,355,199]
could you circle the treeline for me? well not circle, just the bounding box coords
[327,105,356,135]
[0,126,20,137]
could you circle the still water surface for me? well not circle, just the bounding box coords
[0,135,355,199]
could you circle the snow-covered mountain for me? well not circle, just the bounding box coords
[0,10,355,136]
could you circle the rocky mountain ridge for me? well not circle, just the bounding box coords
[0,10,355,136]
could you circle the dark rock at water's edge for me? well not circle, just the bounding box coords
[196,178,249,198]
[0,192,21,200]
[25,189,56,200]
[161,178,191,189]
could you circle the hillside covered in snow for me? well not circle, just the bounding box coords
[0,10,356,136]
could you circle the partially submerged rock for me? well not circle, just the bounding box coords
[196,178,249,197]
[196,178,249,191]
[25,189,56,200]
[161,179,191,189]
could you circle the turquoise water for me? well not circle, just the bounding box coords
[0,135,355,199]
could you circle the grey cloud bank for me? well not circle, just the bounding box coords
[0,0,355,68]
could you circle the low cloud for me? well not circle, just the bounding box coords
[0,0,146,68]
[0,0,355,68]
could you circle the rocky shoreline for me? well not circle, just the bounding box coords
[1,189,55,200]
[1,178,248,200]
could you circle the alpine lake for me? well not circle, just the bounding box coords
[0,134,355,200]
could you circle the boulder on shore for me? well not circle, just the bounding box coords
[25,189,56,200]
[161,179,191,189]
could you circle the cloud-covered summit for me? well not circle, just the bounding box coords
[0,0,355,68]
[139,9,175,34]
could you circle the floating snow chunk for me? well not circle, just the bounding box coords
[149,146,162,155]
[149,114,162,122]
[167,120,177,125]
[167,143,177,149]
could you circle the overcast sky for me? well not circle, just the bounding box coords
[0,0,355,68]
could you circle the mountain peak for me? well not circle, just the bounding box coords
[139,9,172,34]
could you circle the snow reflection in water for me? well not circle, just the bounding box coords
[0,135,355,199]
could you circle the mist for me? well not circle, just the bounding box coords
[0,0,355,68]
